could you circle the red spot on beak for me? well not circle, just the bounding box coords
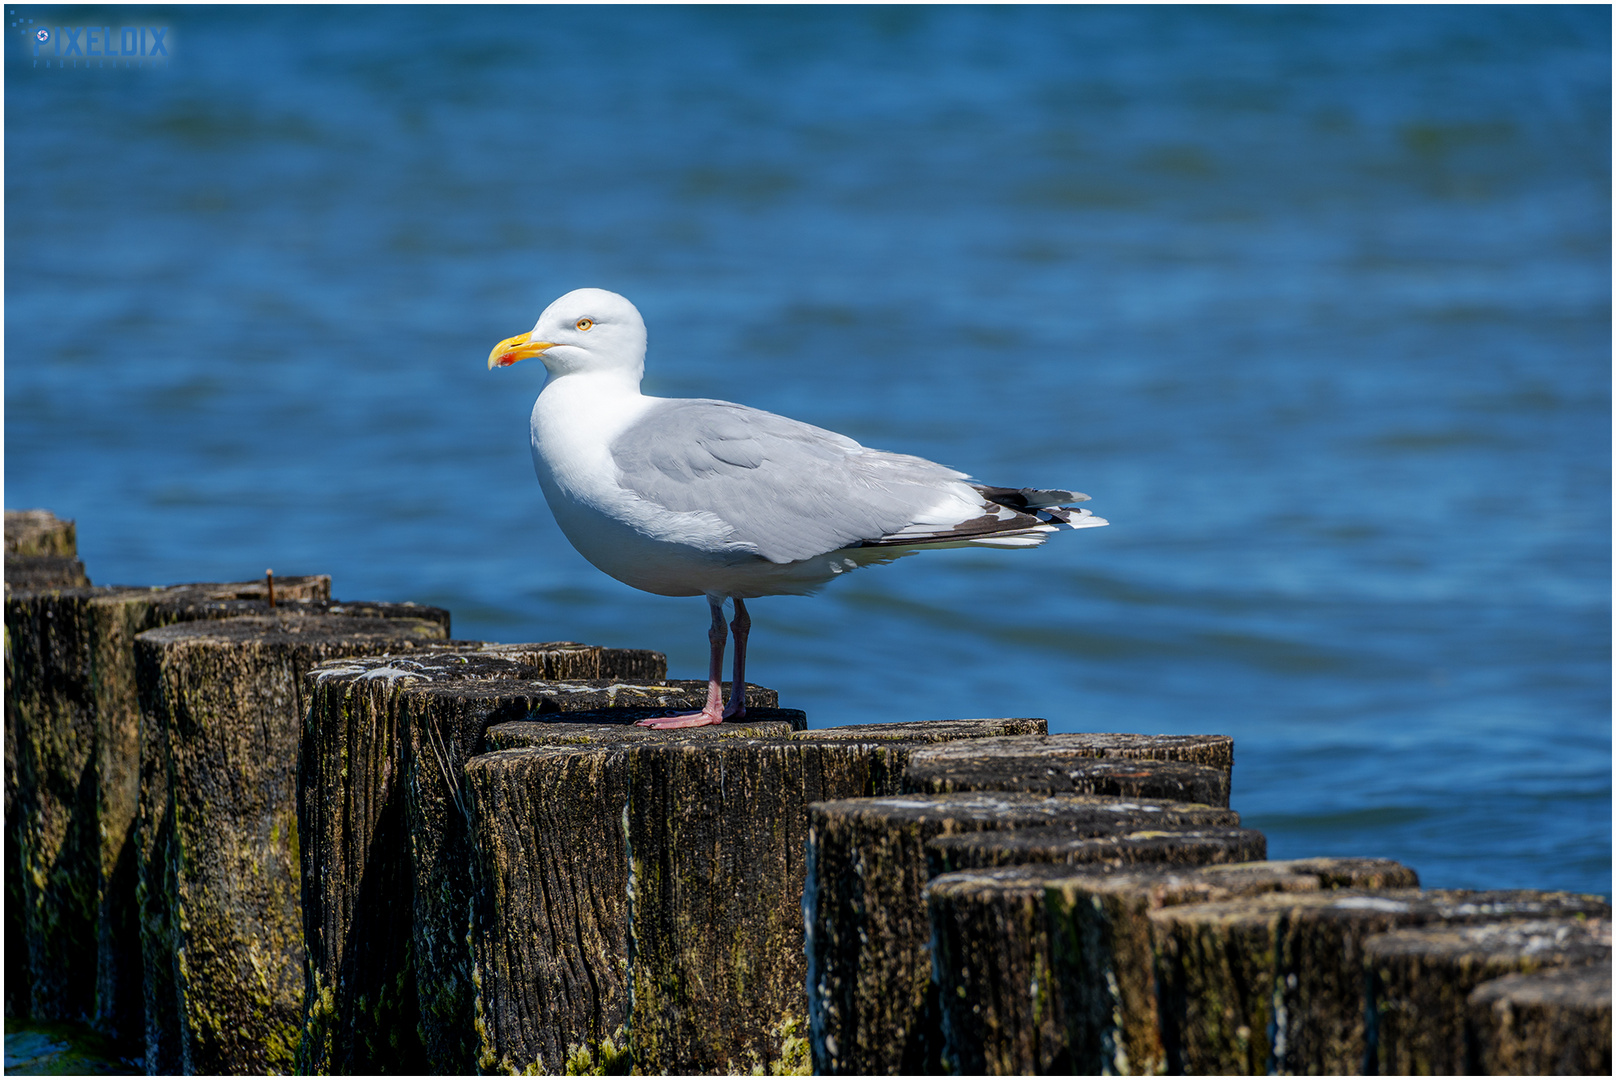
[496,353,517,367]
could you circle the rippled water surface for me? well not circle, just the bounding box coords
[6,5,1609,896]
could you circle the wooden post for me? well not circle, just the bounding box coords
[631,724,1035,1076]
[485,706,803,748]
[1,511,86,1022]
[466,718,1030,1075]
[1366,918,1611,1074]
[804,791,1241,1074]
[928,857,1407,1075]
[468,729,803,1075]
[4,509,78,557]
[300,649,816,1074]
[3,509,88,589]
[1,573,357,1045]
[466,743,637,1075]
[418,676,773,1074]
[928,823,1265,874]
[908,730,1233,765]
[802,718,1046,742]
[1152,887,1611,1075]
[468,733,764,1076]
[135,613,449,1074]
[904,734,1232,806]
[1467,964,1613,1075]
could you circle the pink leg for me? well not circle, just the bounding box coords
[636,598,728,729]
[722,598,749,720]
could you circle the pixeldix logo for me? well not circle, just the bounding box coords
[10,9,172,68]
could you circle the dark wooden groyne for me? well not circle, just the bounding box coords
[5,510,1610,1076]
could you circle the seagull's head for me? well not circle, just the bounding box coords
[487,287,647,381]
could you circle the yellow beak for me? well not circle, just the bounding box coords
[488,334,555,370]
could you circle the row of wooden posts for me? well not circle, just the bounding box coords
[5,510,1611,1075]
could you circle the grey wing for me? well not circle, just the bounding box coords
[610,399,975,563]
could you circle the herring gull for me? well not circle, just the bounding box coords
[489,288,1108,729]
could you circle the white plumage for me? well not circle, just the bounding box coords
[489,288,1107,728]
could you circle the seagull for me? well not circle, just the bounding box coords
[489,288,1108,729]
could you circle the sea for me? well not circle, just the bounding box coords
[3,6,1609,1064]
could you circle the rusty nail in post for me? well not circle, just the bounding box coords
[266,569,275,608]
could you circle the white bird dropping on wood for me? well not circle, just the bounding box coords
[489,288,1107,728]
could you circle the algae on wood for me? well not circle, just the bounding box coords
[928,856,1395,1075]
[924,832,1264,1076]
[927,823,1265,875]
[798,718,1046,742]
[136,613,448,1074]
[469,718,1024,1075]
[4,509,78,557]
[908,730,1232,767]
[1467,964,1613,1075]
[302,650,813,1074]
[804,791,1240,1075]
[904,734,1232,806]
[3,511,86,587]
[466,713,801,1075]
[4,556,90,589]
[1366,917,1611,1075]
[1151,887,1611,1075]
[465,745,635,1075]
[627,738,912,1075]
[409,677,775,1072]
[1038,858,1417,1076]
[5,587,100,1025]
[1,575,353,1044]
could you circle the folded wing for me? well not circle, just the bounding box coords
[611,398,1105,565]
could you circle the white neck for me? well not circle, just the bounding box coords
[530,368,656,506]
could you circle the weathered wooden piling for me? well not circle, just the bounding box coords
[904,733,1232,806]
[10,512,1610,1079]
[1467,963,1613,1075]
[2,568,353,1043]
[4,509,88,588]
[467,741,672,1077]
[468,731,806,1076]
[300,643,1064,1075]
[799,718,1046,743]
[927,823,1266,874]
[628,739,875,1074]
[2,509,84,1021]
[470,718,1032,1075]
[628,722,1042,1076]
[927,857,1408,1075]
[919,730,1235,766]
[389,662,722,1074]
[135,613,450,1074]
[1152,887,1611,1075]
[1060,859,1427,1076]
[1365,917,1612,1075]
[468,715,806,1076]
[301,649,808,1074]
[486,703,804,748]
[805,791,1241,1075]
[5,509,78,557]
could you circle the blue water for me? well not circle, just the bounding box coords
[6,5,1609,898]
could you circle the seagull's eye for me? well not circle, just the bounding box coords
[576,318,594,332]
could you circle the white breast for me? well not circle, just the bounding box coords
[529,374,754,596]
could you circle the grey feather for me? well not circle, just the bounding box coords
[611,399,976,564]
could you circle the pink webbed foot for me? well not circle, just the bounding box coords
[635,709,724,730]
